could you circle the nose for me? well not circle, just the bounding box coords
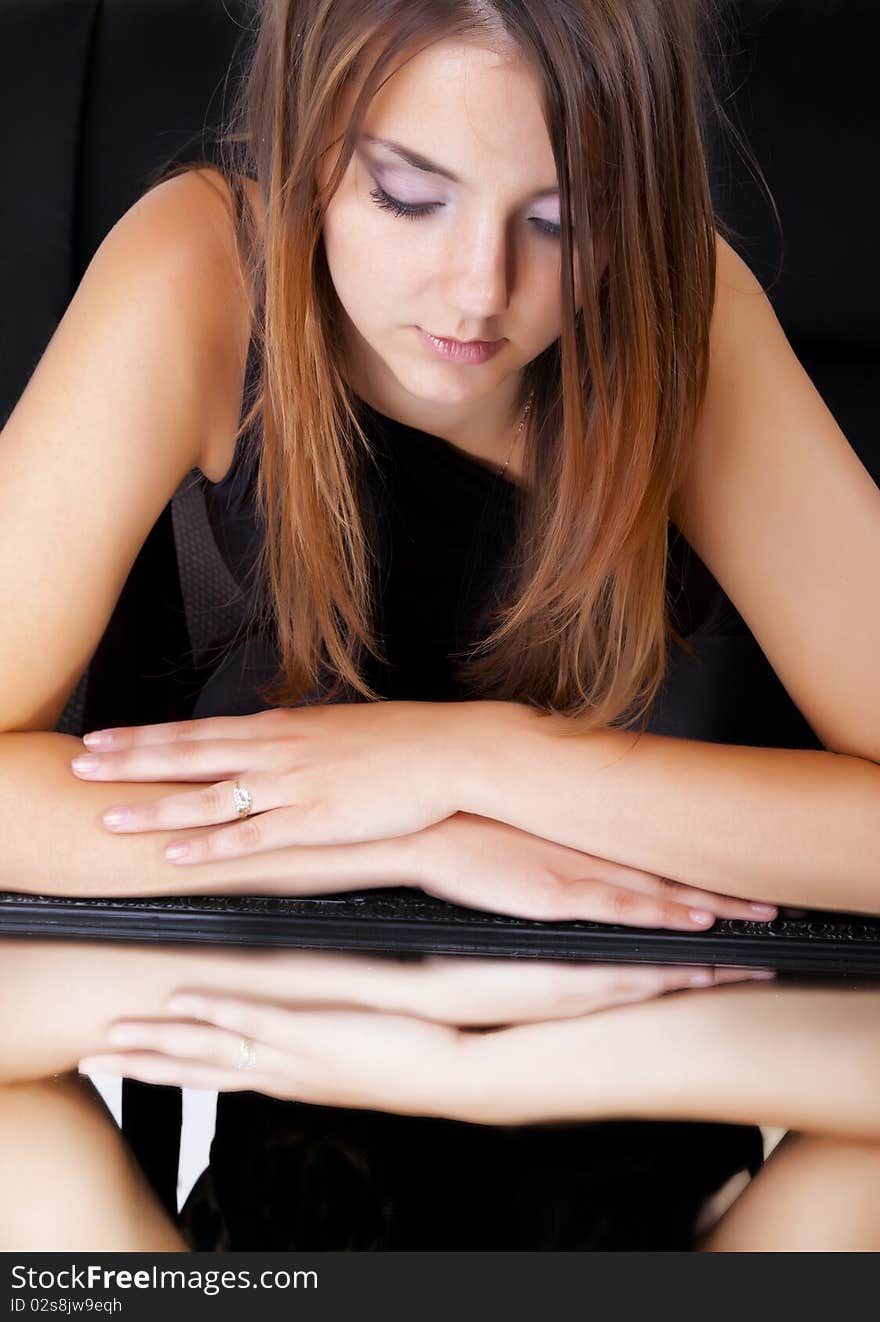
[440,214,514,328]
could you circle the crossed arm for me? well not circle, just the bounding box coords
[59,234,880,918]
[456,703,880,913]
[451,235,880,916]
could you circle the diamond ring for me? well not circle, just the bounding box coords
[236,1036,257,1071]
[232,780,253,819]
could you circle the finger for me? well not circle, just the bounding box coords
[647,963,775,992]
[331,957,615,1023]
[161,804,312,864]
[707,964,776,985]
[104,1018,263,1069]
[585,864,777,923]
[182,957,765,1028]
[71,738,288,783]
[649,880,777,923]
[629,964,731,994]
[576,962,768,1004]
[77,1052,268,1093]
[100,773,291,835]
[404,958,618,1022]
[80,711,281,752]
[540,878,723,930]
[159,995,442,1065]
[160,995,296,1048]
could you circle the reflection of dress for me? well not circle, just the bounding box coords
[178,338,765,1250]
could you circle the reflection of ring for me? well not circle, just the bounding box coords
[237,1036,257,1071]
[232,780,253,819]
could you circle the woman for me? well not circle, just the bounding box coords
[1,0,878,1249]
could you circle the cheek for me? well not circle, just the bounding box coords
[520,277,568,355]
[529,266,566,330]
[322,221,371,310]
[323,205,407,311]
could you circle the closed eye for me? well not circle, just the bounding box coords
[368,183,561,240]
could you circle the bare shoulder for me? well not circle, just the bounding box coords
[0,165,257,735]
[131,166,262,482]
[714,230,765,297]
[673,229,880,760]
[670,232,772,529]
[0,166,265,733]
[705,231,775,377]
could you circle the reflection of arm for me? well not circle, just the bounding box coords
[3,937,698,1083]
[0,936,314,1085]
[459,705,880,913]
[457,981,880,1140]
[6,932,879,1145]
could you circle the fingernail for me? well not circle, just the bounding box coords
[689,970,712,985]
[750,903,777,917]
[71,755,100,774]
[102,807,131,829]
[164,843,189,861]
[689,910,715,926]
[748,970,776,980]
[83,731,114,750]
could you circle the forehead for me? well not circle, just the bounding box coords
[336,37,557,185]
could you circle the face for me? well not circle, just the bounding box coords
[318,38,575,428]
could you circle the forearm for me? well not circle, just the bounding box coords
[0,732,412,898]
[462,982,880,1139]
[0,936,237,1083]
[1,936,367,1084]
[457,704,880,912]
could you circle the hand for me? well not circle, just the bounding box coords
[71,703,777,929]
[415,812,778,930]
[71,702,477,858]
[77,956,773,1117]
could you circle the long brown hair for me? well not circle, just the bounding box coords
[152,0,779,736]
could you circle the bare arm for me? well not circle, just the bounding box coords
[455,979,880,1139]
[0,933,735,1085]
[1,731,776,946]
[4,925,880,1143]
[457,703,880,913]
[454,236,880,915]
[0,730,415,897]
[0,170,250,738]
[0,170,458,908]
[0,168,310,896]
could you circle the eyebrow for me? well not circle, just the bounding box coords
[358,133,559,198]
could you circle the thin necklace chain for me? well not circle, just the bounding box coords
[498,388,535,480]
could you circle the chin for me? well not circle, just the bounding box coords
[406,378,493,408]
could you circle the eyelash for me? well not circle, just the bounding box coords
[368,183,561,240]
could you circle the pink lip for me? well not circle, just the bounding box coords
[415,327,505,364]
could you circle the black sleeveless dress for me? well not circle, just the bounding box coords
[178,338,771,1251]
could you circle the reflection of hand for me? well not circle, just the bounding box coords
[77,958,772,1116]
[413,812,777,930]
